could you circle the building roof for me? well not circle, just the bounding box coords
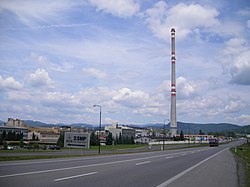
[0,125,28,130]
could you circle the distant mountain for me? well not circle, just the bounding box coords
[144,121,241,134]
[70,123,95,129]
[178,122,240,134]
[24,120,56,127]
[12,119,249,134]
[233,125,250,134]
[23,120,95,129]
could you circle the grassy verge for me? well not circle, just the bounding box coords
[0,149,55,153]
[0,144,148,161]
[231,142,250,186]
[0,155,74,161]
[0,143,209,162]
[89,144,147,150]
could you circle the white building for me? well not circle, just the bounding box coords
[105,124,135,139]
[7,118,24,127]
[28,131,41,140]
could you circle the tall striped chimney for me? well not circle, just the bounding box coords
[170,28,177,137]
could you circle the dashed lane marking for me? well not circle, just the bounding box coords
[54,172,98,182]
[136,161,151,166]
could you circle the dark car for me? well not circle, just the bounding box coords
[49,145,61,150]
[209,138,219,147]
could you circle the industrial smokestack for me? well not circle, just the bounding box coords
[170,28,177,137]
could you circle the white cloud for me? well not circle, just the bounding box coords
[78,87,117,103]
[220,38,248,71]
[31,53,49,65]
[226,38,247,48]
[224,100,245,113]
[247,20,250,29]
[133,107,162,116]
[43,92,72,105]
[6,90,32,102]
[219,37,250,85]
[0,76,22,90]
[235,115,250,125]
[27,69,54,88]
[0,0,77,26]
[143,1,219,40]
[113,88,150,108]
[30,53,73,72]
[176,77,196,99]
[82,68,107,79]
[88,0,140,18]
[230,51,250,85]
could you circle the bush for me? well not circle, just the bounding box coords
[32,143,40,149]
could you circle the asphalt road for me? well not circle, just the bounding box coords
[0,140,243,187]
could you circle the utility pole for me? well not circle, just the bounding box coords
[94,104,102,154]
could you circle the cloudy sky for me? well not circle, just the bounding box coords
[0,0,250,126]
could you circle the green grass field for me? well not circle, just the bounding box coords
[89,144,147,150]
[0,144,148,161]
[233,142,250,186]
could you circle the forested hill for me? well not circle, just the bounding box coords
[144,122,246,134]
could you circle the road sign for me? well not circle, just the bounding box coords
[64,132,90,149]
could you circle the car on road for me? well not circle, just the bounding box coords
[209,138,219,147]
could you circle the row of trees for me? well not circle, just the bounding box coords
[208,131,236,137]
[90,132,134,146]
[0,131,23,144]
[54,132,136,148]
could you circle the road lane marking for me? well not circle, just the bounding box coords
[0,148,208,178]
[156,147,229,187]
[165,156,174,159]
[136,161,151,166]
[0,157,94,167]
[54,172,98,182]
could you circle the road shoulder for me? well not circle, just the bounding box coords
[164,148,238,187]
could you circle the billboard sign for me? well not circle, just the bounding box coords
[64,132,90,149]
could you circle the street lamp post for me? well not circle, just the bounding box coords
[93,104,102,155]
[163,119,169,150]
[185,124,190,146]
[188,125,190,146]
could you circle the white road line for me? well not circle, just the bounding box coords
[156,147,229,187]
[0,157,103,167]
[54,172,98,182]
[0,148,207,179]
[136,161,151,166]
[165,156,174,159]
[0,154,178,178]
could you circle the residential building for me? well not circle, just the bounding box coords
[7,118,24,127]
